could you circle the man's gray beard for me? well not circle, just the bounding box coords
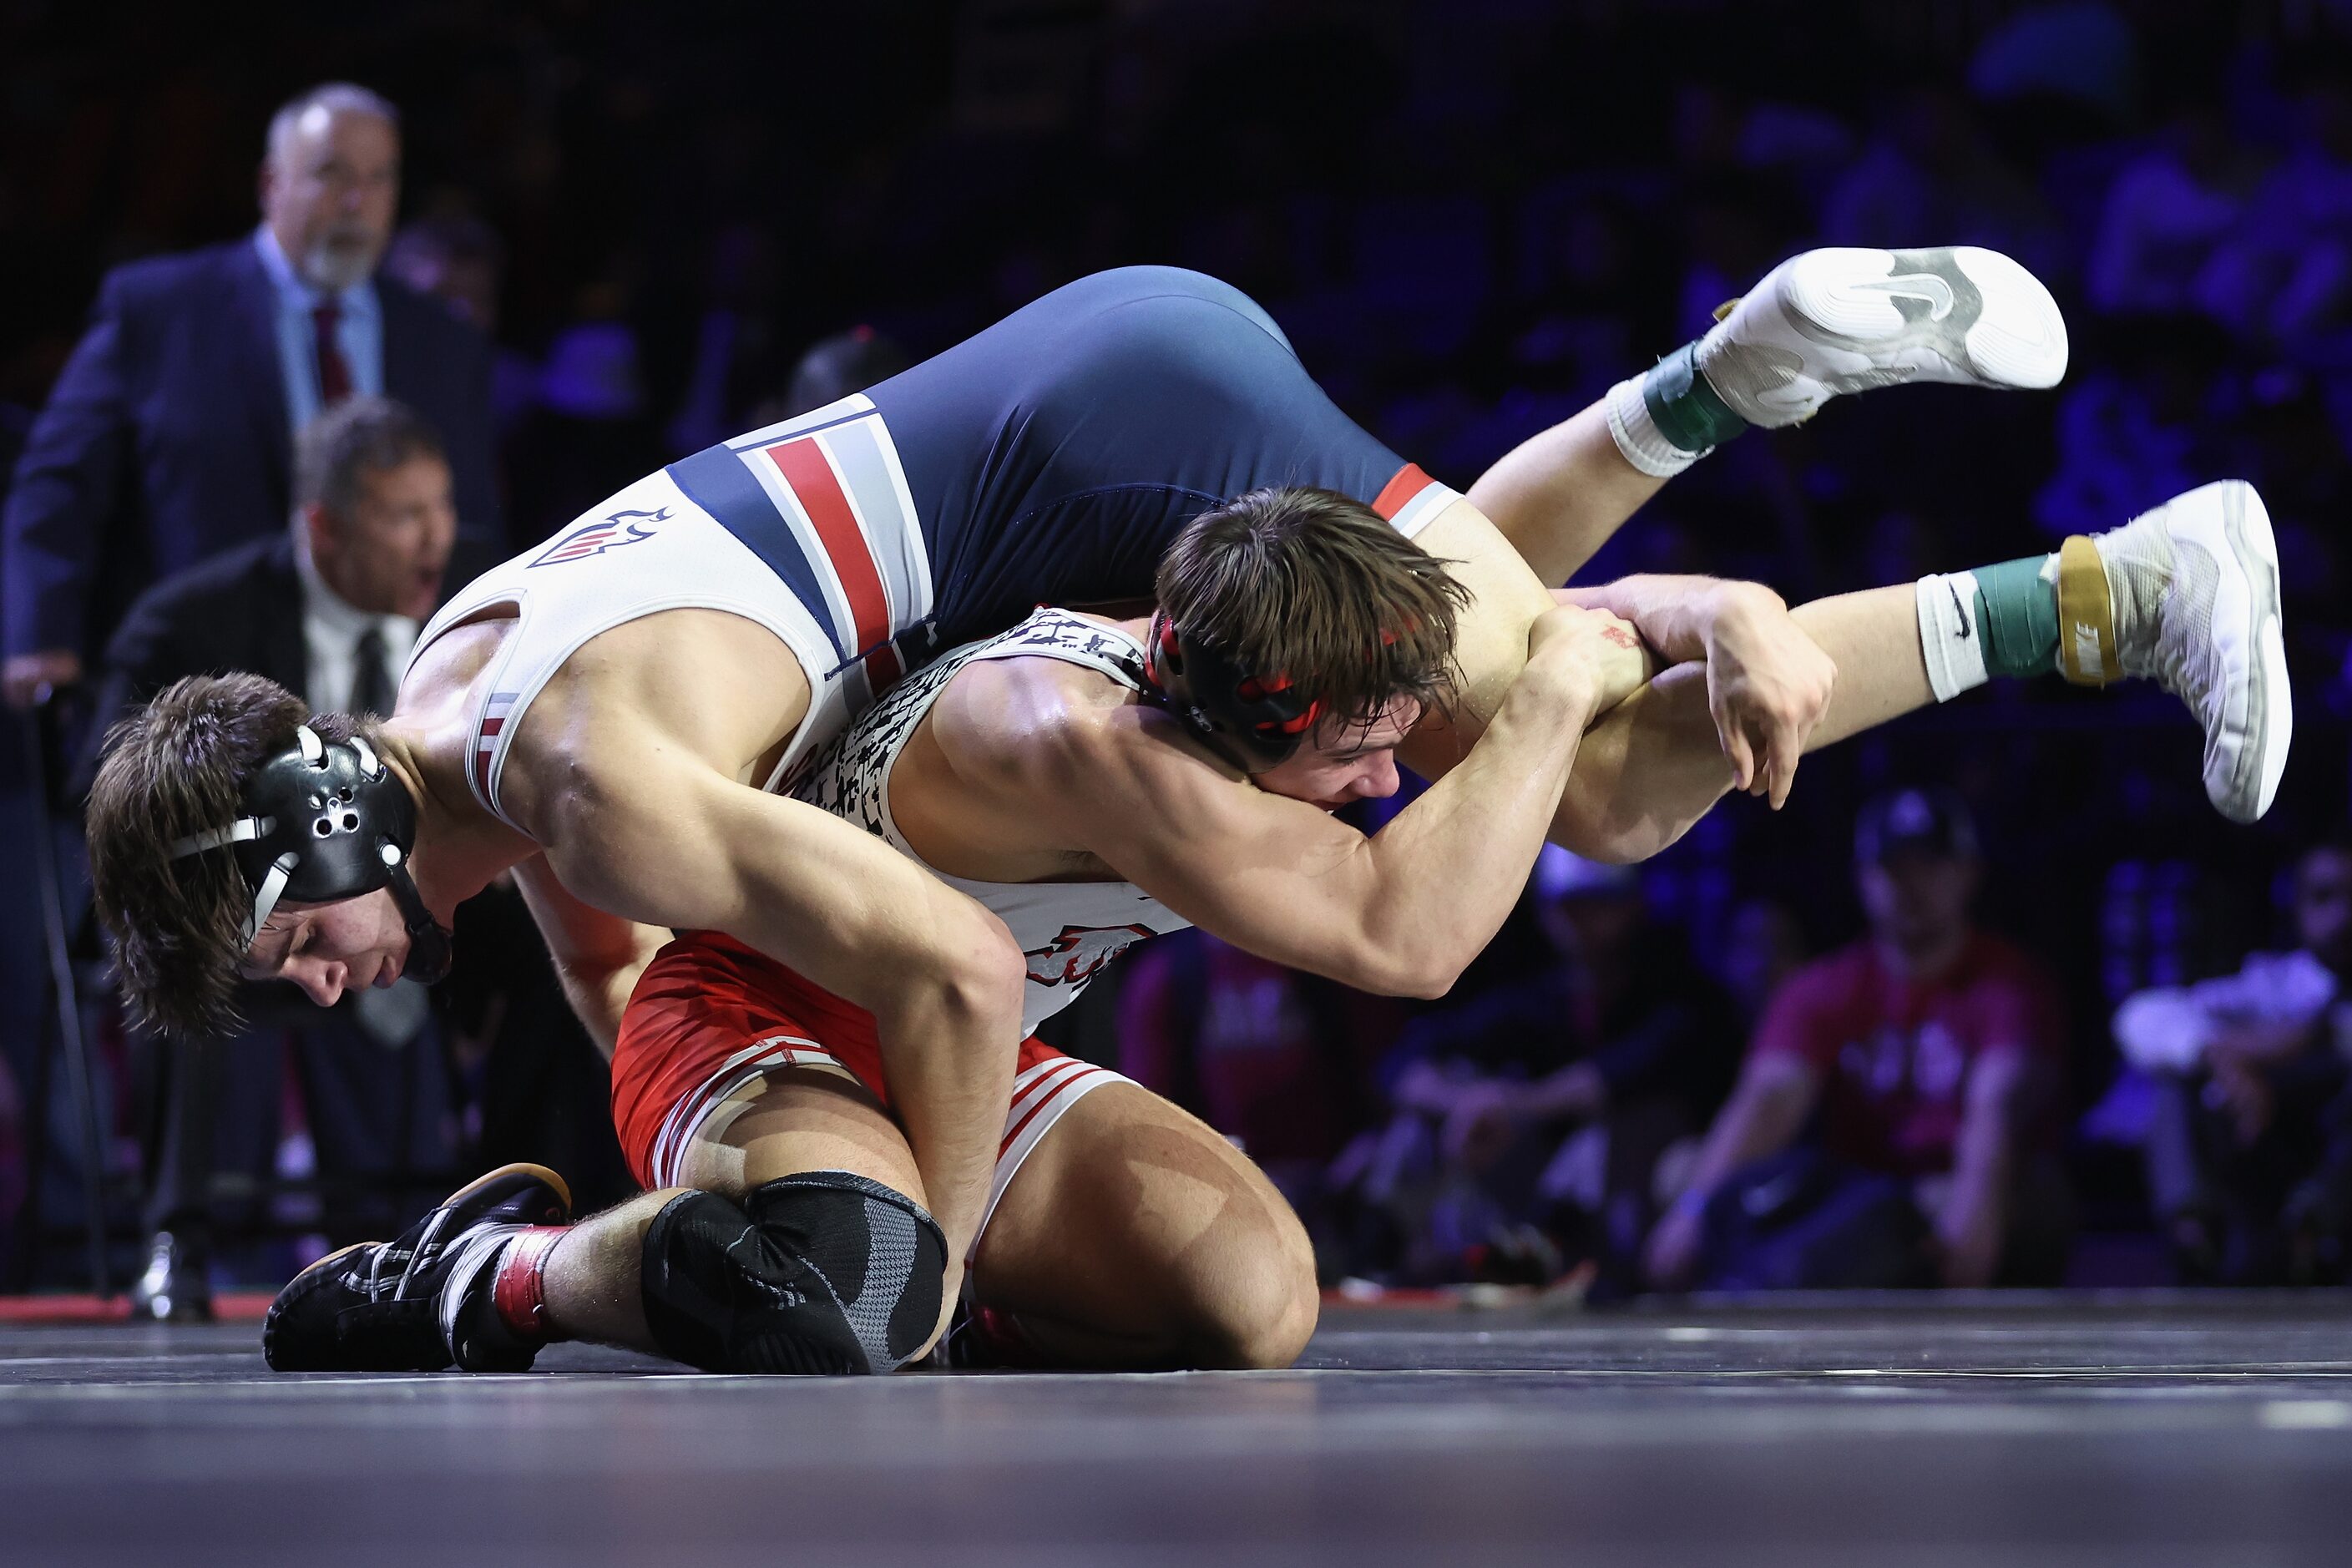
[301,239,377,292]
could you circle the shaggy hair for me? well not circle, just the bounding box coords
[85,674,376,1038]
[1155,486,1469,734]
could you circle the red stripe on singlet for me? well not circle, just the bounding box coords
[999,1060,1094,1153]
[766,437,890,661]
[1370,463,1435,521]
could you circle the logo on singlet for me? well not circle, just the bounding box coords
[1024,923,1156,988]
[530,507,671,568]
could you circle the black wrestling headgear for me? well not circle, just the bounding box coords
[1144,612,1322,771]
[168,724,454,984]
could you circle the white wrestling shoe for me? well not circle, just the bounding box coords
[1695,246,2069,426]
[2093,480,2292,824]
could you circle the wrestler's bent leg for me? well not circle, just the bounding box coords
[967,1080,1318,1371]
[1467,398,1667,589]
[1467,245,2070,586]
[537,1068,946,1371]
[1434,478,2285,863]
[1552,584,1930,862]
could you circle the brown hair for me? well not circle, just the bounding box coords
[295,394,447,519]
[84,674,372,1038]
[1155,486,1468,733]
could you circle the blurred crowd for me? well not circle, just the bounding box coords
[3,0,2351,1302]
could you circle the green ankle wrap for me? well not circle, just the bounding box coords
[1972,554,2060,679]
[1641,341,1749,453]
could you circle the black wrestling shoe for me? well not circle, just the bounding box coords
[262,1163,571,1373]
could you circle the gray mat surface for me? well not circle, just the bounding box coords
[6,1296,2352,1565]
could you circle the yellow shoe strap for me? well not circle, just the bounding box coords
[2056,534,2117,686]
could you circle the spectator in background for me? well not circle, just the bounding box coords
[2086,97,2269,319]
[3,83,501,709]
[384,215,540,439]
[1720,898,1809,1027]
[1820,85,2064,279]
[2196,81,2352,346]
[1967,1,2141,132]
[2117,829,2352,1282]
[1644,789,2071,1293]
[2031,311,2233,541]
[503,266,663,543]
[78,397,463,1317]
[1344,847,1740,1287]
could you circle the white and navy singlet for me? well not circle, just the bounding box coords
[411,266,1459,832]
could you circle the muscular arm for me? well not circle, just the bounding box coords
[1560,576,1836,807]
[552,750,1020,1272]
[498,640,1026,1292]
[1683,1051,1819,1200]
[4,271,132,698]
[1560,575,1773,663]
[1935,1046,2036,1289]
[1642,1050,1818,1288]
[977,610,1634,999]
[509,855,670,1058]
[1413,498,1926,862]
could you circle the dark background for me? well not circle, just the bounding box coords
[3,0,2348,1272]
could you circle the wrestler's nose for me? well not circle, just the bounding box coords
[1353,752,1402,802]
[297,962,347,1009]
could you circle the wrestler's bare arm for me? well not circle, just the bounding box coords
[508,856,669,1059]
[492,625,1025,1289]
[1558,575,1837,808]
[1408,498,1859,859]
[936,605,1638,999]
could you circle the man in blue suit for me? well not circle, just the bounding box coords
[1,82,501,709]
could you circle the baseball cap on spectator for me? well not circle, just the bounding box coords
[1854,787,1980,865]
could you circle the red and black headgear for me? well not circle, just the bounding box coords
[1144,613,1322,771]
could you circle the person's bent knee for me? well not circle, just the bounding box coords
[1186,1238,1319,1371]
[640,1171,946,1373]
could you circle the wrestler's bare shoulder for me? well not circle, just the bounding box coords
[406,604,817,819]
[887,651,1201,883]
[925,650,1167,790]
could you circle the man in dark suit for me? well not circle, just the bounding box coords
[2,81,501,711]
[84,397,462,1316]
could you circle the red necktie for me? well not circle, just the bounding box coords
[312,301,352,406]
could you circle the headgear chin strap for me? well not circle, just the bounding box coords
[169,724,454,985]
[1144,613,1322,772]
